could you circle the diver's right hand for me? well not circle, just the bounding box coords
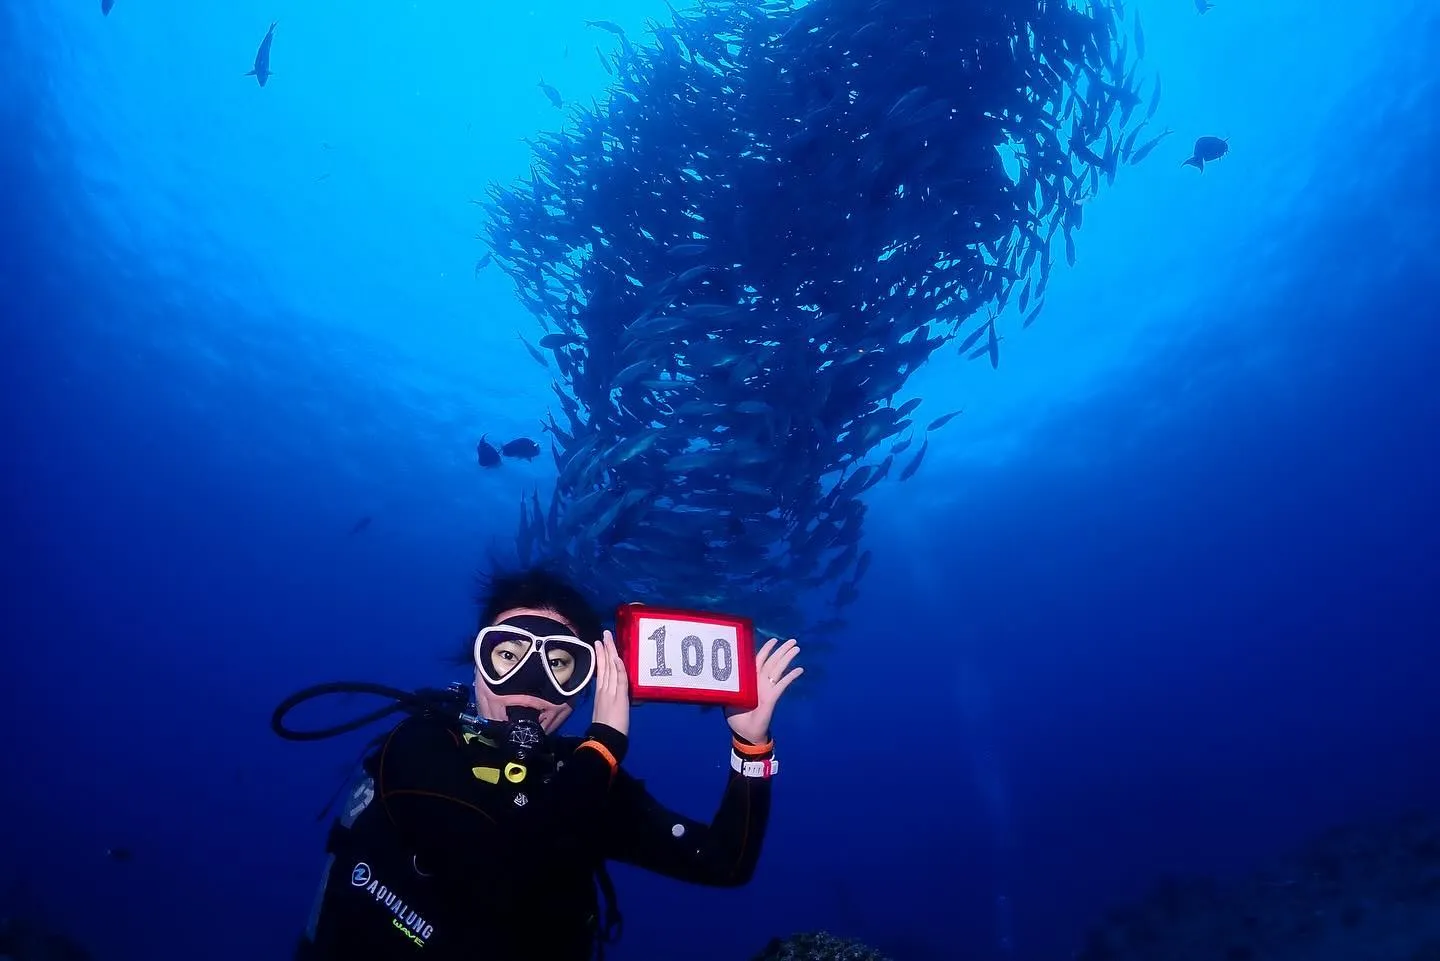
[590,631,631,736]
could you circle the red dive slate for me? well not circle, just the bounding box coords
[615,604,758,710]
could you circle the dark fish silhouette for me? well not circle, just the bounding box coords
[926,410,963,432]
[539,332,583,350]
[476,435,502,468]
[1195,0,1213,12]
[956,321,989,354]
[501,438,541,461]
[517,333,547,366]
[245,21,278,87]
[1023,299,1045,329]
[1182,136,1229,171]
[1128,127,1174,165]
[348,516,372,535]
[101,0,115,15]
[899,439,928,481]
[106,846,133,862]
[538,79,563,109]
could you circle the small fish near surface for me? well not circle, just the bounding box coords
[1182,135,1229,172]
[538,79,564,109]
[476,435,502,468]
[501,438,541,461]
[245,21,278,87]
[584,19,626,37]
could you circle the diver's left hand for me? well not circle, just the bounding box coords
[725,637,803,745]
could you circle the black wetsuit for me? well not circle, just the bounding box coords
[296,712,772,961]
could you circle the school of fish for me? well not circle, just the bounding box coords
[474,0,1166,637]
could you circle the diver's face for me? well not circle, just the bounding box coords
[488,636,578,687]
[472,606,578,734]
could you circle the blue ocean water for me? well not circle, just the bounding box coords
[2,0,1438,959]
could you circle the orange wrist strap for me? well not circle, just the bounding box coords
[579,739,618,773]
[732,736,773,756]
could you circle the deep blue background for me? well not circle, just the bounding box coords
[3,1,1438,960]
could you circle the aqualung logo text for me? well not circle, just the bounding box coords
[350,861,435,944]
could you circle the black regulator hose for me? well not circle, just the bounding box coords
[271,680,468,741]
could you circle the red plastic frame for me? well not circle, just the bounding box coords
[615,603,758,709]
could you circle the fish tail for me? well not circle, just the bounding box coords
[1182,156,1203,171]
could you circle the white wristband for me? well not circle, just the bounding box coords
[730,750,778,778]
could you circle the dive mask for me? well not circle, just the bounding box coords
[474,616,597,703]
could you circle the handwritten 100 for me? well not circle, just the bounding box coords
[646,624,735,682]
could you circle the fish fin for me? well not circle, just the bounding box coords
[244,69,256,76]
[1182,157,1203,171]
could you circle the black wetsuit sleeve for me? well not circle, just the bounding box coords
[601,740,772,886]
[547,722,631,822]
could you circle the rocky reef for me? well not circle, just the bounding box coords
[750,931,893,961]
[755,811,1440,961]
[0,916,92,961]
[1074,810,1440,961]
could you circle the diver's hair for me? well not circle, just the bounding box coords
[454,562,605,666]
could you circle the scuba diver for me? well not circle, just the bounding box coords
[277,566,804,961]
